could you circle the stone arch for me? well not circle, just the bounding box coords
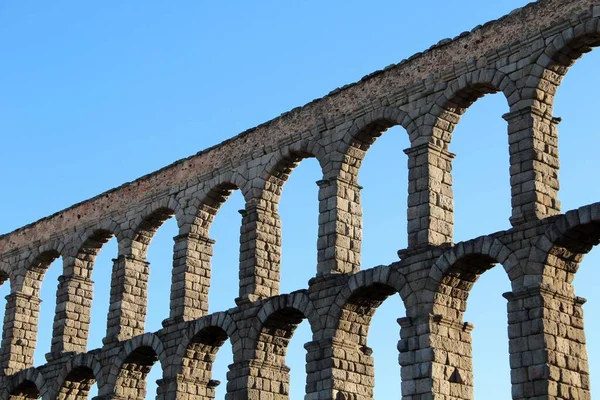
[67,220,123,278]
[166,312,238,397]
[251,138,328,203]
[127,196,184,260]
[247,291,323,358]
[326,265,408,346]
[528,11,600,114]
[19,239,66,297]
[174,311,238,367]
[102,333,167,398]
[1,367,47,400]
[0,243,64,376]
[528,203,600,291]
[49,224,123,356]
[162,172,253,323]
[183,171,250,238]
[426,236,521,320]
[426,68,516,148]
[334,106,414,185]
[234,141,328,299]
[227,292,322,398]
[54,352,103,399]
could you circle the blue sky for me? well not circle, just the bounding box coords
[1,1,599,398]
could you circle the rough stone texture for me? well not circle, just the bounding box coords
[1,0,600,398]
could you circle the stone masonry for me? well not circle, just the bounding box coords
[1,0,599,398]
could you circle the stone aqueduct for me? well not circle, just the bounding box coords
[1,0,600,398]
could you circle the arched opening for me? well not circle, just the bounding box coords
[211,336,233,398]
[463,264,511,398]
[286,319,311,397]
[526,20,600,218]
[277,156,321,294]
[433,250,512,399]
[231,293,318,398]
[87,236,116,351]
[6,380,40,400]
[539,215,600,395]
[178,324,233,398]
[339,114,410,269]
[128,209,179,397]
[113,345,162,399]
[250,305,310,398]
[264,150,321,397]
[56,366,96,399]
[131,206,177,333]
[370,293,404,397]
[539,31,600,393]
[69,230,118,354]
[209,188,245,313]
[353,126,410,398]
[359,125,410,266]
[553,45,600,213]
[441,89,511,242]
[33,251,62,366]
[145,216,178,333]
[333,279,404,398]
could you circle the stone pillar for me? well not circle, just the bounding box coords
[504,106,561,225]
[503,286,590,399]
[398,315,473,400]
[164,232,214,327]
[104,255,149,344]
[404,143,454,249]
[0,292,41,375]
[238,198,281,304]
[49,274,93,358]
[156,376,220,400]
[226,360,291,399]
[316,177,362,276]
[305,338,374,399]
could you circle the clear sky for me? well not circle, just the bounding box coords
[1,1,599,399]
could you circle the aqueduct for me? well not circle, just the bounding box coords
[1,0,599,398]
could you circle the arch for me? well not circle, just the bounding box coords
[528,12,600,114]
[173,311,238,369]
[26,239,66,265]
[248,291,323,352]
[182,171,250,238]
[70,219,124,260]
[250,138,328,203]
[326,265,408,346]
[165,312,238,397]
[1,367,46,400]
[18,240,65,297]
[235,291,322,399]
[54,353,103,399]
[334,106,414,184]
[103,333,167,397]
[425,236,521,319]
[528,203,600,289]
[127,196,184,259]
[426,68,516,147]
[66,224,122,278]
